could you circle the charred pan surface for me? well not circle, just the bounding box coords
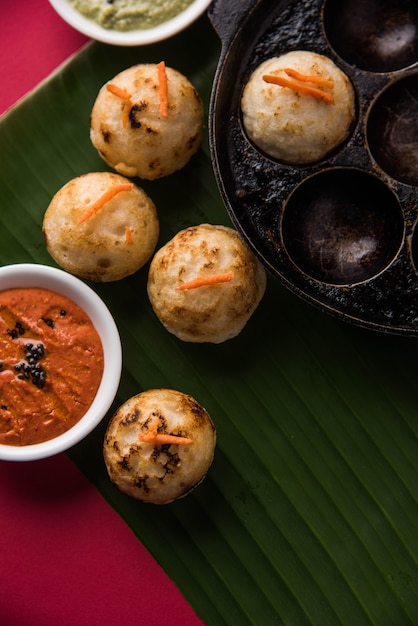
[209,0,418,335]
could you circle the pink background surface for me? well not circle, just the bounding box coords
[0,2,203,624]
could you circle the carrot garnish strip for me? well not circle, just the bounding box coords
[139,432,193,445]
[263,74,335,104]
[284,68,334,89]
[77,183,134,224]
[157,61,168,118]
[176,271,234,291]
[139,419,192,445]
[106,84,132,127]
[121,102,131,128]
[106,83,132,100]
[125,226,134,244]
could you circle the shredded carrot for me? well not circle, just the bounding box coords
[284,68,334,89]
[106,84,133,128]
[77,183,134,225]
[121,103,131,128]
[106,83,132,100]
[139,419,192,445]
[263,74,335,104]
[157,61,168,118]
[139,432,193,445]
[125,226,134,244]
[176,271,235,291]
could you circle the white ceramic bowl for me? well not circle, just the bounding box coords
[48,0,213,46]
[0,263,122,462]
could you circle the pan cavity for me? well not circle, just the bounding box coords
[410,221,418,275]
[367,73,418,186]
[281,169,404,285]
[323,0,418,72]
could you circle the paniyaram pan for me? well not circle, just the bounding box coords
[208,0,418,335]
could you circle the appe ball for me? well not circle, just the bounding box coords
[147,224,267,343]
[43,171,159,282]
[103,389,216,504]
[241,50,355,164]
[90,63,204,180]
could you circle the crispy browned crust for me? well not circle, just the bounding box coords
[90,64,204,180]
[43,171,159,282]
[147,224,267,343]
[103,389,216,504]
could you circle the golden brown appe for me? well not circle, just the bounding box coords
[241,50,355,164]
[43,171,159,282]
[103,388,216,504]
[147,224,267,343]
[90,63,204,180]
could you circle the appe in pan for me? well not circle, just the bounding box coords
[241,50,355,164]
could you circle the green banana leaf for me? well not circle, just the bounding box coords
[1,13,418,626]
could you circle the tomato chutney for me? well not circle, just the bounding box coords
[0,287,104,445]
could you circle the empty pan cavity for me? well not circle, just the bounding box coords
[367,73,418,186]
[323,0,418,73]
[410,221,418,275]
[281,169,404,285]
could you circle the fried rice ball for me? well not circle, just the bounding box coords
[241,50,356,164]
[147,224,267,343]
[43,171,159,282]
[90,63,204,180]
[103,388,216,504]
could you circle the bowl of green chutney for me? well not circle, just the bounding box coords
[48,0,213,46]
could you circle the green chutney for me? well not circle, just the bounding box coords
[69,0,195,31]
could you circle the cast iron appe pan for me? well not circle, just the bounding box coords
[208,0,418,335]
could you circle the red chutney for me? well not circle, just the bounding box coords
[0,287,104,446]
